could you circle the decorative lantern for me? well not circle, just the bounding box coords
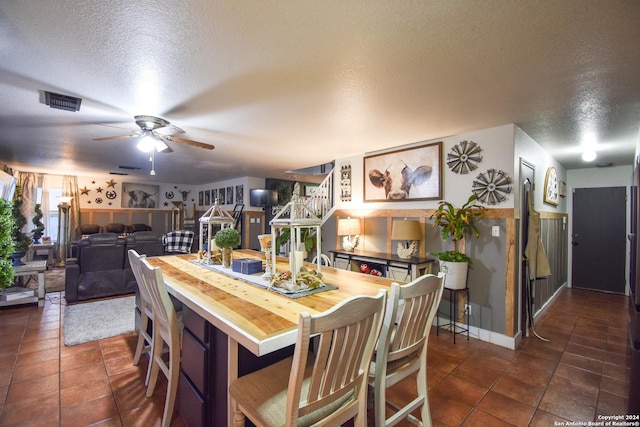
[270,193,322,285]
[198,199,234,264]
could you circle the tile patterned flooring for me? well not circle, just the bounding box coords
[0,287,631,426]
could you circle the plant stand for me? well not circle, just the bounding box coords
[436,286,469,343]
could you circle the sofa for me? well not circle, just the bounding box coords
[65,231,165,303]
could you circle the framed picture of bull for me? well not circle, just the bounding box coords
[121,182,160,208]
[363,141,442,202]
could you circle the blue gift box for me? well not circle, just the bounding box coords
[232,258,263,275]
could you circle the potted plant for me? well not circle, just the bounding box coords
[430,194,485,289]
[31,203,45,244]
[0,199,15,288]
[214,227,241,268]
[10,186,31,266]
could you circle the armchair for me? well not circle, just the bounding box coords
[65,233,127,303]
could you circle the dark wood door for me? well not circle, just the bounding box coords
[572,187,626,293]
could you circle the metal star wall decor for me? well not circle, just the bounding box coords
[447,140,483,174]
[80,186,90,196]
[472,169,511,205]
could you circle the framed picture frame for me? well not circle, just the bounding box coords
[218,188,225,204]
[363,141,442,202]
[226,186,233,205]
[198,191,204,206]
[211,188,218,204]
[121,183,160,208]
[204,190,211,206]
[235,185,244,204]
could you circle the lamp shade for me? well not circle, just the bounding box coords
[337,218,361,236]
[58,196,73,205]
[391,219,422,241]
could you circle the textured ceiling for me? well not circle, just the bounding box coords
[0,1,639,185]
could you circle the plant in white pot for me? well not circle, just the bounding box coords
[430,195,485,289]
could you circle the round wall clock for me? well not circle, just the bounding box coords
[544,167,559,206]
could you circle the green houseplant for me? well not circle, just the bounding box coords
[214,227,241,268]
[430,194,485,289]
[31,203,45,244]
[0,199,15,288]
[11,185,31,266]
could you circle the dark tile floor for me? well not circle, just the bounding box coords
[0,287,631,426]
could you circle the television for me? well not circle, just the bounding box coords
[249,189,277,207]
[0,170,16,202]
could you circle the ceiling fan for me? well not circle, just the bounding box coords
[94,115,214,153]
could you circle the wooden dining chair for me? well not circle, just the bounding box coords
[370,273,445,427]
[128,249,155,384]
[135,254,183,427]
[229,289,387,427]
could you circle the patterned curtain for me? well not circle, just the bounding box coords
[61,175,80,240]
[17,172,37,236]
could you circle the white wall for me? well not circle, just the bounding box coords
[514,126,567,215]
[195,176,265,212]
[334,124,517,211]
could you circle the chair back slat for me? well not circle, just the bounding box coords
[371,272,445,427]
[128,250,153,318]
[290,290,386,423]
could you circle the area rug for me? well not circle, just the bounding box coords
[64,296,135,346]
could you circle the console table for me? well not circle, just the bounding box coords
[329,249,436,282]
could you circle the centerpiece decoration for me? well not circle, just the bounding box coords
[269,183,323,289]
[198,198,235,265]
[213,227,241,268]
[269,266,326,292]
[257,234,273,279]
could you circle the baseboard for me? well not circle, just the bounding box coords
[435,315,517,349]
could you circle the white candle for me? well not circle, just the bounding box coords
[290,250,304,273]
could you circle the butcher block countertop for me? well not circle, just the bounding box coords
[146,249,396,356]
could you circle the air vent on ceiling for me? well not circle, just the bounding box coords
[109,172,129,176]
[44,91,82,112]
[118,165,141,170]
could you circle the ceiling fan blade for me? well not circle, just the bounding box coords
[166,136,215,150]
[93,133,140,141]
[154,124,184,137]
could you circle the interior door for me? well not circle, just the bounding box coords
[572,187,626,293]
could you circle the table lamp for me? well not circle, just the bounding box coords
[337,218,361,251]
[391,219,422,259]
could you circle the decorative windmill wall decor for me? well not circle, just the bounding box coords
[447,140,483,174]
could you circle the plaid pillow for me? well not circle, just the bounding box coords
[163,230,194,254]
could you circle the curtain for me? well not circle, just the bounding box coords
[61,175,80,240]
[41,175,51,240]
[17,172,37,236]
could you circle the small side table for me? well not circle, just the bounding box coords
[436,286,469,343]
[28,243,55,270]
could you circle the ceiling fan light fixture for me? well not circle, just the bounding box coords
[153,138,170,152]
[136,133,156,152]
[582,150,597,162]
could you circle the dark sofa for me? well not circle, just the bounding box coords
[65,232,165,303]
